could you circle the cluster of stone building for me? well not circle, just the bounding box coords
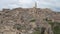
[0,3,60,34]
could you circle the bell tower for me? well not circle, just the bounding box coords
[33,1,37,8]
[32,1,37,17]
[33,1,37,13]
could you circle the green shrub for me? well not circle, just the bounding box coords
[53,26,60,34]
[33,27,41,34]
[47,21,60,34]
[30,18,36,22]
[13,24,21,30]
[32,31,40,34]
[45,18,60,34]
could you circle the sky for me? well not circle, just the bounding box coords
[0,0,60,11]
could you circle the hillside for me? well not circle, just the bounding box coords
[0,8,60,34]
